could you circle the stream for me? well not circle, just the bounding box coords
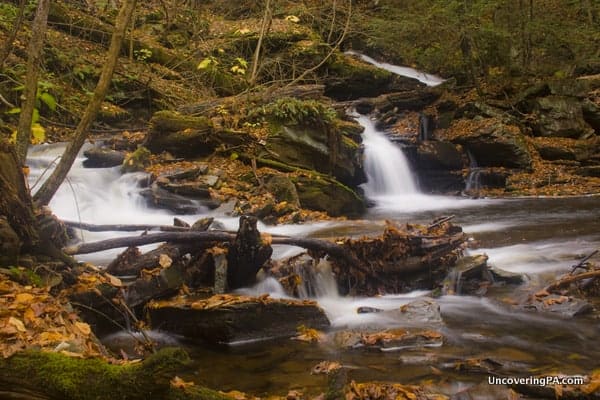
[26,57,600,397]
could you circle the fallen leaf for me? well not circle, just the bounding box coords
[159,254,172,268]
[105,274,123,287]
[8,317,26,332]
[170,376,195,389]
[74,321,91,336]
[15,293,34,304]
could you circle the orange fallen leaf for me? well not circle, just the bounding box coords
[15,293,34,304]
[74,321,91,336]
[8,317,26,332]
[170,376,195,389]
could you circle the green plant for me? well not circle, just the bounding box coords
[248,97,337,126]
[6,80,57,144]
[133,48,152,62]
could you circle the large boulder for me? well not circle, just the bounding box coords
[262,121,365,187]
[291,175,365,217]
[146,294,330,343]
[448,118,532,169]
[414,141,464,170]
[145,111,248,157]
[532,96,595,138]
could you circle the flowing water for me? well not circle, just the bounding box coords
[25,58,600,396]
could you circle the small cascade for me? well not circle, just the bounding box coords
[357,114,419,198]
[296,259,339,299]
[345,51,445,86]
[464,151,482,194]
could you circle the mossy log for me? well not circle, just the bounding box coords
[0,348,230,400]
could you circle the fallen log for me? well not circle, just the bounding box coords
[62,230,359,264]
[63,220,190,232]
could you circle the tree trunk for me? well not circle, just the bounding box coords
[14,0,51,165]
[0,0,27,71]
[249,0,272,85]
[0,141,39,258]
[33,0,138,206]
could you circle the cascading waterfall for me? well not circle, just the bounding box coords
[357,114,418,198]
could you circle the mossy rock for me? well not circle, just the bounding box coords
[448,118,532,169]
[533,96,595,138]
[145,111,214,157]
[265,175,300,206]
[262,121,365,187]
[0,348,230,400]
[122,146,151,173]
[291,175,365,217]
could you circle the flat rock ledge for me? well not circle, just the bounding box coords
[146,294,330,344]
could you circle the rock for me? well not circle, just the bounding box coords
[338,328,443,352]
[414,141,464,170]
[521,294,593,318]
[265,175,300,206]
[157,175,220,198]
[445,254,491,295]
[449,118,532,169]
[125,264,185,308]
[488,267,524,285]
[82,147,125,168]
[533,140,579,161]
[145,111,246,157]
[162,165,207,181]
[262,123,365,187]
[121,146,151,173]
[532,96,595,138]
[146,294,330,344]
[575,165,600,177]
[381,297,444,328]
[291,175,365,217]
[140,183,212,214]
[416,170,465,194]
[582,99,600,133]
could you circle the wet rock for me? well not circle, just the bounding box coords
[349,328,444,352]
[522,294,593,318]
[488,267,524,285]
[125,264,185,308]
[414,141,464,170]
[533,96,595,138]
[146,294,330,344]
[82,147,125,168]
[121,146,151,173]
[416,170,465,194]
[382,297,444,328]
[449,118,532,169]
[140,183,211,214]
[162,165,207,181]
[157,175,220,198]
[291,175,365,217]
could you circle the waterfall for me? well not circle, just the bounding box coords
[465,151,482,193]
[357,114,418,198]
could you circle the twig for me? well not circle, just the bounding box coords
[570,250,599,273]
[428,215,455,230]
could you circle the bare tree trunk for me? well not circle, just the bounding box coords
[249,0,272,86]
[33,0,138,207]
[14,0,51,165]
[0,0,27,71]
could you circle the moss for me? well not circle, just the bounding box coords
[0,348,230,400]
[122,146,151,173]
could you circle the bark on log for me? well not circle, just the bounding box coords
[226,216,273,289]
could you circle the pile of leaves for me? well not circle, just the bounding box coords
[0,272,105,359]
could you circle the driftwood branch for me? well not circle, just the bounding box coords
[63,220,190,232]
[546,269,600,292]
[570,249,599,272]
